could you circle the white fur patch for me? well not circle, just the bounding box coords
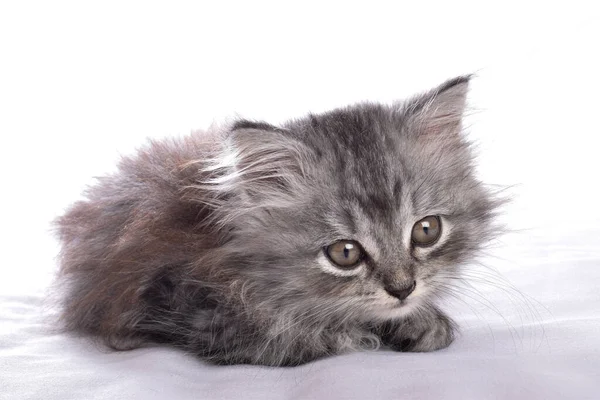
[368,292,420,320]
[366,277,434,321]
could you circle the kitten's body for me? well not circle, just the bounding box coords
[55,77,498,366]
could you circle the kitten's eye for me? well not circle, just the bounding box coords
[324,240,363,269]
[411,216,442,246]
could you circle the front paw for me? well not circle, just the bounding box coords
[381,308,456,352]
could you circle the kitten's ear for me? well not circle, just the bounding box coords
[214,120,311,204]
[406,75,471,137]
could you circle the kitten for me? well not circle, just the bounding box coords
[54,76,499,366]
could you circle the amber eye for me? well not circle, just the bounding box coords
[411,216,442,246]
[324,240,364,269]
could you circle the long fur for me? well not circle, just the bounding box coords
[54,76,501,366]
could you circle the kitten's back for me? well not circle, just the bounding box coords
[55,131,220,348]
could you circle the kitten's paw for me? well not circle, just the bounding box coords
[383,308,456,352]
[105,333,148,351]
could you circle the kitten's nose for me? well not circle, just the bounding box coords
[385,281,416,301]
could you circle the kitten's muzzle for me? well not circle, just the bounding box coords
[385,280,416,301]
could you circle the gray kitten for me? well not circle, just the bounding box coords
[55,76,499,366]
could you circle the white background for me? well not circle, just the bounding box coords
[1,1,599,399]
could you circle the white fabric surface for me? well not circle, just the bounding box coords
[1,2,599,399]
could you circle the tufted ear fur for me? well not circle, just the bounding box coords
[227,121,312,201]
[405,75,470,138]
[197,121,314,227]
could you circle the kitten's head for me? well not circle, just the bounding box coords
[202,76,499,322]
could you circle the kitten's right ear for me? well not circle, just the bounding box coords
[231,120,282,133]
[204,120,312,207]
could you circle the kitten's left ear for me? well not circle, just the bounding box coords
[406,75,471,137]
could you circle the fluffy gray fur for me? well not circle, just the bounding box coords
[54,76,500,366]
